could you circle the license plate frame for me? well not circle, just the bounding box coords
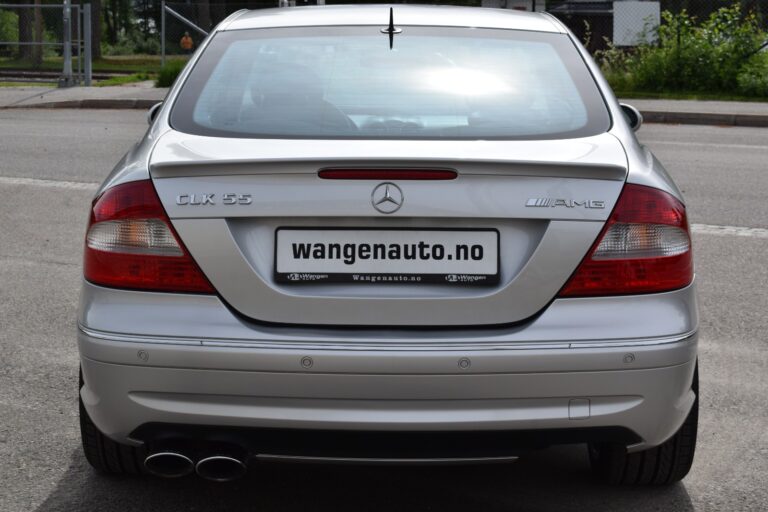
[274,227,500,286]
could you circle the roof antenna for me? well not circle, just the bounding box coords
[380,7,402,50]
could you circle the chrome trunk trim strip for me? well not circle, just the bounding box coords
[78,324,696,352]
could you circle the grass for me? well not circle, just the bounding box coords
[0,55,187,74]
[1,54,183,88]
[93,55,187,73]
[0,81,53,87]
[94,72,155,87]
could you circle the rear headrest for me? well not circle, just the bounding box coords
[251,63,324,105]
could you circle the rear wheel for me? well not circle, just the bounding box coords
[79,369,147,475]
[588,364,698,485]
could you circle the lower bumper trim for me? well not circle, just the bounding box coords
[129,423,642,459]
[255,454,519,466]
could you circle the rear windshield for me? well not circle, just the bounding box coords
[171,26,610,140]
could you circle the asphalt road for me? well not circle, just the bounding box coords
[0,110,766,512]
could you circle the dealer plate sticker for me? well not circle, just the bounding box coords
[275,229,499,285]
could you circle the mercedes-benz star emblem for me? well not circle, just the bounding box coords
[371,182,403,214]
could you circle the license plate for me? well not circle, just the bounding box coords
[275,228,499,285]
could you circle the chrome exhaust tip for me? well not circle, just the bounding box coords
[195,455,248,482]
[144,452,195,478]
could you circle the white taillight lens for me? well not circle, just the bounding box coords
[592,223,691,260]
[86,219,184,256]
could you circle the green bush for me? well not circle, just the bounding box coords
[103,32,161,56]
[0,11,18,58]
[156,60,186,88]
[597,3,768,98]
[0,10,18,42]
[736,52,768,96]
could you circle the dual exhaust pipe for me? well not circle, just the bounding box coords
[144,451,247,482]
[145,448,521,480]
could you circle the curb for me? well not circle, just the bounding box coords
[3,100,768,127]
[642,110,768,128]
[2,98,161,110]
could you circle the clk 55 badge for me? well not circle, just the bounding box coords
[176,193,252,205]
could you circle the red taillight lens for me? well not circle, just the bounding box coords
[84,180,214,293]
[558,184,693,297]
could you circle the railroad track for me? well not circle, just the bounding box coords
[0,68,133,83]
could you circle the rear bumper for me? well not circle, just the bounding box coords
[79,327,697,453]
[78,280,698,454]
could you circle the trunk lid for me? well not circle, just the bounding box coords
[150,131,627,326]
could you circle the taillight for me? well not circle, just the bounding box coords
[84,180,214,293]
[558,184,693,297]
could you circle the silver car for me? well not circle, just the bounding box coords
[78,5,698,485]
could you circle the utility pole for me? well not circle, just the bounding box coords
[161,1,166,66]
[60,0,75,87]
[32,0,42,67]
[83,3,92,86]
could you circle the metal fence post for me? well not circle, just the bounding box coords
[75,5,81,82]
[83,3,92,86]
[60,0,74,87]
[161,0,166,67]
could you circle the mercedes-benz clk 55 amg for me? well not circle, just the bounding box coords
[78,5,698,485]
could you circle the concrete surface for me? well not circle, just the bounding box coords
[626,98,768,116]
[0,86,56,107]
[0,110,766,511]
[0,82,166,109]
[625,99,768,127]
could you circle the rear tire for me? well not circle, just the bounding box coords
[79,368,147,475]
[589,363,698,485]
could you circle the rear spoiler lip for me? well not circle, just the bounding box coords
[150,159,627,182]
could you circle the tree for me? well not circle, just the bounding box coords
[103,0,134,44]
[91,0,102,59]
[16,2,32,60]
[31,0,42,68]
[199,0,211,31]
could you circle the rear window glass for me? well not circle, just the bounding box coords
[171,26,610,140]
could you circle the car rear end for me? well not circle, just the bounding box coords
[77,5,698,483]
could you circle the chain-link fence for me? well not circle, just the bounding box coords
[2,0,764,83]
[159,0,484,59]
[0,2,91,85]
[159,0,767,58]
[161,1,273,58]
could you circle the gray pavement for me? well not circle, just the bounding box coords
[639,124,768,228]
[0,109,148,183]
[0,110,766,511]
[0,86,55,107]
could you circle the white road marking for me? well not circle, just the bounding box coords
[0,176,98,191]
[641,140,768,151]
[692,224,768,239]
[1,176,766,239]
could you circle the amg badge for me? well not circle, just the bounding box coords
[526,198,605,209]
